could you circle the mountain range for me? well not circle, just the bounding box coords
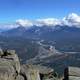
[0,13,80,40]
[0,13,80,76]
[0,13,80,31]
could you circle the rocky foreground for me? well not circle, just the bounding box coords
[0,49,58,80]
[0,49,80,80]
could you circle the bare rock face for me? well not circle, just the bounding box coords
[4,50,21,74]
[0,49,20,80]
[20,64,56,80]
[0,49,58,80]
[16,75,25,80]
[20,64,40,80]
[63,67,80,80]
[0,59,15,80]
[69,67,80,80]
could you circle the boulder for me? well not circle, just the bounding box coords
[2,50,20,74]
[0,49,21,80]
[20,64,55,80]
[16,75,25,80]
[0,58,16,80]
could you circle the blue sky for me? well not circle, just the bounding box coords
[0,0,80,23]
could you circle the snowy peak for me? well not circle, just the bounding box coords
[0,13,80,31]
[15,13,80,27]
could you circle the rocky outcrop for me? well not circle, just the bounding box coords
[20,64,58,80]
[0,49,58,80]
[63,66,80,80]
[16,75,25,80]
[20,64,40,80]
[0,49,21,80]
[69,67,80,80]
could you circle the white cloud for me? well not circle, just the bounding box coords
[0,13,80,30]
[63,13,80,27]
[16,19,33,27]
[15,13,80,28]
[66,13,80,22]
[35,18,62,26]
[0,24,18,30]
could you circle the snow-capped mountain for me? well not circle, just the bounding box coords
[0,13,80,31]
[1,13,80,40]
[0,13,80,74]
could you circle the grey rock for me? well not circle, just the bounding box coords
[0,58,16,80]
[16,75,25,80]
[20,64,55,80]
[69,67,80,80]
[3,50,20,74]
[69,76,80,80]
[0,49,20,80]
[69,67,80,77]
[21,64,40,80]
[0,48,4,56]
[0,49,58,80]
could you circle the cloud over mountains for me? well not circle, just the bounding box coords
[63,13,80,27]
[0,13,80,30]
[16,13,80,27]
[16,19,33,27]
